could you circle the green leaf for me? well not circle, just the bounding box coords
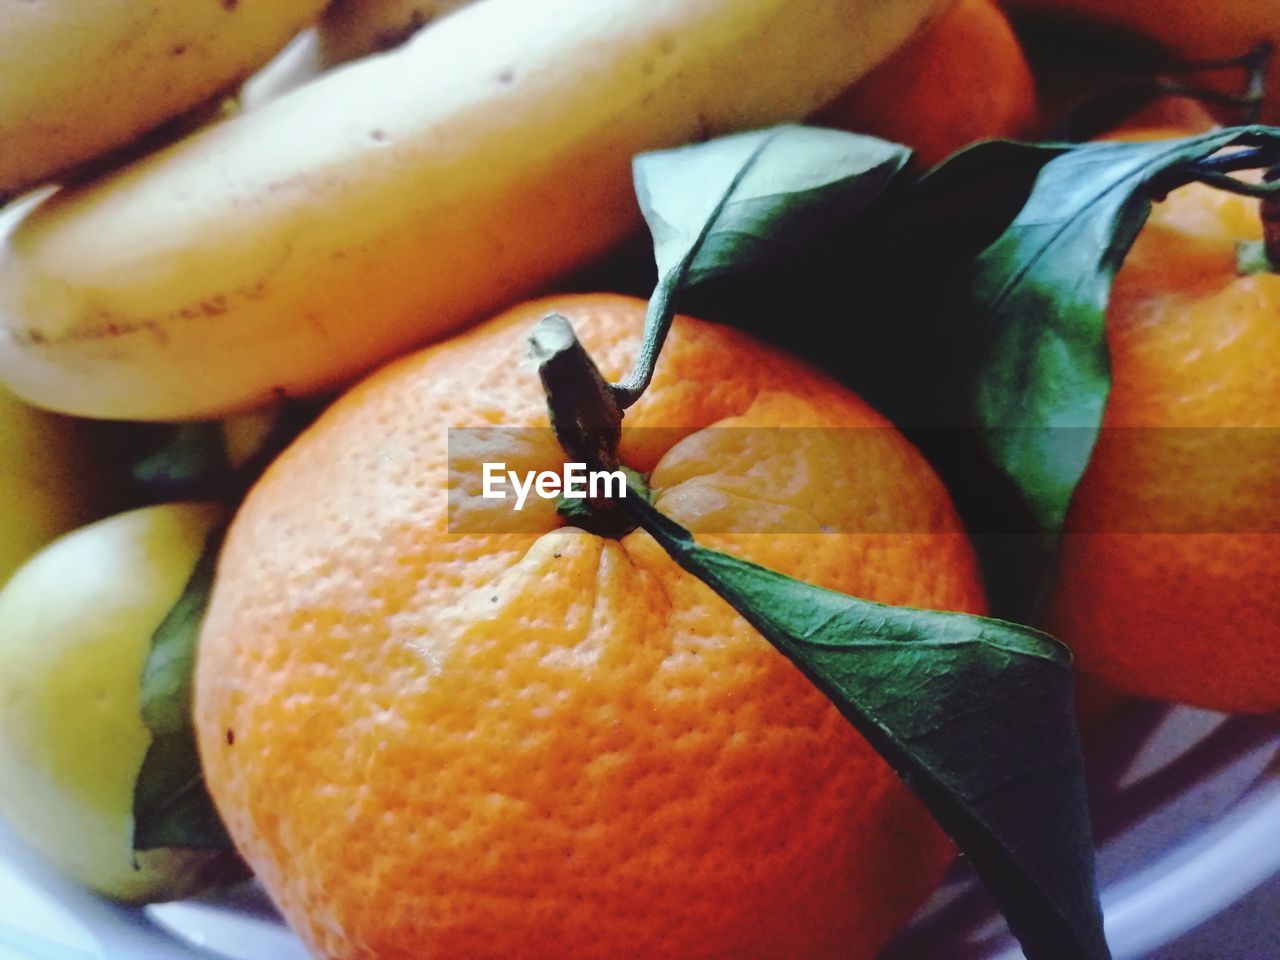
[634,140,1073,623]
[132,732,229,852]
[637,124,910,286]
[622,491,1108,960]
[909,139,1072,260]
[614,124,910,405]
[964,126,1280,536]
[130,402,323,504]
[133,526,233,851]
[131,423,233,501]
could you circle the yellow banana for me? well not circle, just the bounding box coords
[0,0,327,195]
[238,31,325,111]
[317,0,482,64]
[0,192,120,583]
[241,0,483,110]
[0,0,949,421]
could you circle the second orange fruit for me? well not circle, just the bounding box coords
[1044,167,1280,714]
[820,0,1037,167]
[195,294,986,959]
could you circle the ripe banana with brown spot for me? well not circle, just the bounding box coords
[0,0,328,195]
[0,0,949,420]
[318,0,482,64]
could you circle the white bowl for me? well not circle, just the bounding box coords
[1,700,1276,960]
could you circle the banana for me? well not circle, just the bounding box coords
[317,0,483,65]
[0,0,327,195]
[0,0,949,421]
[241,1,483,110]
[238,30,326,111]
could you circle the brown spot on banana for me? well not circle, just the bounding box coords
[0,0,950,421]
[0,0,328,194]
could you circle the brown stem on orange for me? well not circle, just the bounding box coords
[530,313,644,537]
[529,313,622,471]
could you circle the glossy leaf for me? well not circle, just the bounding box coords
[637,124,909,285]
[133,527,233,851]
[964,126,1280,535]
[131,423,233,502]
[615,124,910,405]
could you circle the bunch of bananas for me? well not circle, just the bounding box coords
[0,0,948,421]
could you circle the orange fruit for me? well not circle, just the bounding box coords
[196,293,987,960]
[1096,96,1219,138]
[1003,0,1280,123]
[1097,115,1218,146]
[818,0,1037,167]
[1042,153,1280,713]
[1073,672,1130,730]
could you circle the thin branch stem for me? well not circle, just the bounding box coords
[611,130,781,410]
[1186,170,1280,199]
[1054,42,1274,141]
[610,270,679,410]
[1190,147,1273,174]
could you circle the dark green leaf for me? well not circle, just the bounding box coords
[668,140,1070,396]
[622,492,1108,960]
[131,423,233,501]
[133,526,233,851]
[636,124,910,286]
[643,141,1073,623]
[138,525,224,735]
[964,126,1280,536]
[130,401,323,505]
[909,139,1072,260]
[614,125,910,405]
[133,732,230,851]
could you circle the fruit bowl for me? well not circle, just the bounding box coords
[1,699,1276,960]
[3,0,1279,956]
